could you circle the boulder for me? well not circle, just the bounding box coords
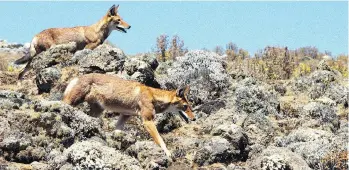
[274,127,347,169]
[242,113,276,158]
[194,136,235,166]
[35,67,61,93]
[77,44,125,74]
[302,102,339,131]
[31,42,78,71]
[155,112,183,133]
[233,78,280,117]
[211,123,248,160]
[106,129,137,150]
[247,146,311,170]
[0,90,27,109]
[123,54,160,87]
[57,138,141,170]
[157,50,230,105]
[126,141,171,169]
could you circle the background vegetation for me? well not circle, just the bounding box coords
[153,34,348,81]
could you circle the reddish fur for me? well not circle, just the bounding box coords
[17,5,130,79]
[63,73,195,157]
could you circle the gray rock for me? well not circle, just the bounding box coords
[60,139,141,170]
[211,123,248,159]
[124,54,158,75]
[247,146,311,170]
[302,102,339,131]
[324,83,348,105]
[126,141,171,169]
[275,128,333,147]
[15,146,47,163]
[155,112,183,133]
[0,90,26,109]
[78,44,125,74]
[242,113,276,158]
[195,99,226,115]
[123,54,160,87]
[194,136,235,166]
[30,161,52,170]
[233,78,280,117]
[291,70,346,102]
[106,130,137,150]
[157,50,230,105]
[31,42,78,71]
[274,127,347,169]
[227,164,247,170]
[35,67,61,93]
[155,61,172,75]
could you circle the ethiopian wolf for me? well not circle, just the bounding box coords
[63,73,196,157]
[15,4,131,79]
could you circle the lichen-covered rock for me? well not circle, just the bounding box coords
[0,90,26,109]
[241,113,276,158]
[247,146,311,170]
[157,50,230,105]
[324,83,349,106]
[274,127,347,169]
[78,44,126,74]
[106,130,137,150]
[275,128,333,147]
[126,141,171,169]
[233,78,280,117]
[31,42,78,71]
[0,100,104,164]
[302,102,339,131]
[124,54,158,75]
[30,161,52,170]
[195,99,226,115]
[211,123,248,160]
[291,70,347,102]
[194,136,235,166]
[59,138,141,170]
[155,112,183,133]
[122,54,160,87]
[35,67,61,93]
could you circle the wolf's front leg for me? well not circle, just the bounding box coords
[142,115,171,157]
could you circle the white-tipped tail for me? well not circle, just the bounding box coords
[64,78,79,96]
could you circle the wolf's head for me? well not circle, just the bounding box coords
[106,4,131,33]
[169,85,196,123]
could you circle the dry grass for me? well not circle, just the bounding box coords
[0,52,23,71]
[320,150,348,170]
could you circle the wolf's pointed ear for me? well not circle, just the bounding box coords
[176,85,190,98]
[108,4,117,16]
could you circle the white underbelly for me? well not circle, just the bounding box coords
[101,103,138,116]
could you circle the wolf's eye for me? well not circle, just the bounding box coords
[183,105,188,110]
[117,19,121,21]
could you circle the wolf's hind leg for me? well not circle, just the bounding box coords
[115,114,130,130]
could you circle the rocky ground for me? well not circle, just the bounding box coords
[0,41,347,170]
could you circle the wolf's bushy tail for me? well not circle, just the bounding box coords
[14,55,31,65]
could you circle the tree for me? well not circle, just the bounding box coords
[297,46,319,59]
[213,46,224,56]
[282,47,293,79]
[226,42,238,61]
[226,42,238,53]
[169,35,188,59]
[155,34,169,62]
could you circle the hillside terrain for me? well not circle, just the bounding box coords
[0,40,348,170]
